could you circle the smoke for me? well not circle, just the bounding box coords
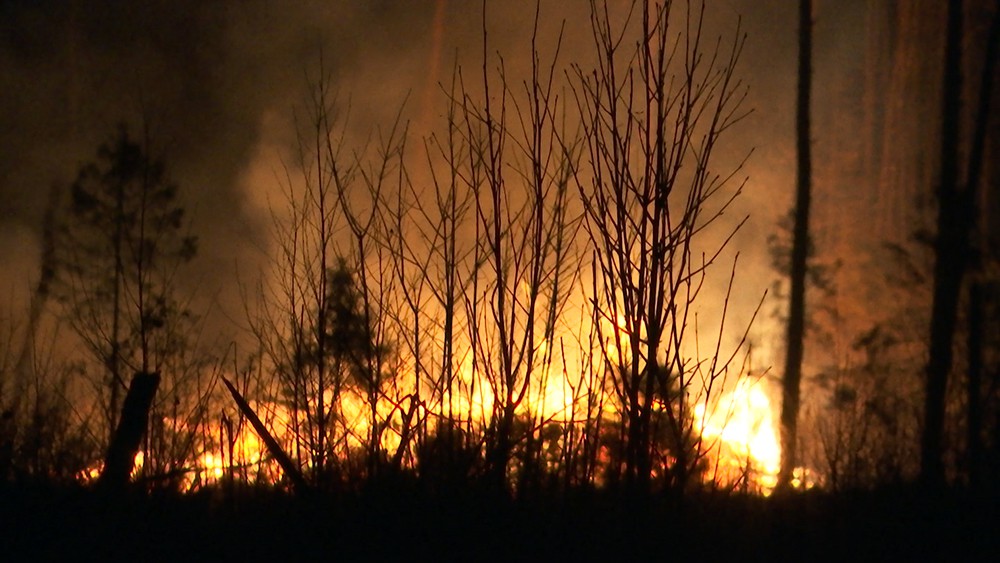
[0,0,881,368]
[0,0,432,337]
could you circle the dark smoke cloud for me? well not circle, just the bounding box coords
[0,1,400,331]
[2,1,278,313]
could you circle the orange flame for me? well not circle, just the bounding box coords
[695,378,782,493]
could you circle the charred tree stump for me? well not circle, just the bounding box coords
[98,371,160,490]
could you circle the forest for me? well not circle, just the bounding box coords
[1,0,998,558]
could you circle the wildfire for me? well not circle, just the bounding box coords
[75,369,819,495]
[78,450,145,483]
[695,378,782,493]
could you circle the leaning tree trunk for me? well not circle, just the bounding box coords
[222,377,309,493]
[778,0,813,491]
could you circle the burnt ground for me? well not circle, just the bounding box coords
[0,481,997,561]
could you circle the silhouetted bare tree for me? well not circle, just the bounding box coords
[572,0,751,489]
[458,2,581,489]
[247,60,407,486]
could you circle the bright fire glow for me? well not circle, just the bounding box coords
[695,378,782,493]
[75,365,819,495]
[78,451,145,483]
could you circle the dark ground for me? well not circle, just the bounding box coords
[1,481,997,561]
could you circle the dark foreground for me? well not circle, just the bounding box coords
[1,482,997,561]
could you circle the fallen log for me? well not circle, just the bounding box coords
[221,377,309,493]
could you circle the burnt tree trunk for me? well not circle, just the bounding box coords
[98,371,160,490]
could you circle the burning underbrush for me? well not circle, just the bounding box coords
[71,371,819,496]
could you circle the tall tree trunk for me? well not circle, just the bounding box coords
[778,0,813,490]
[920,0,965,488]
[962,0,1000,490]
